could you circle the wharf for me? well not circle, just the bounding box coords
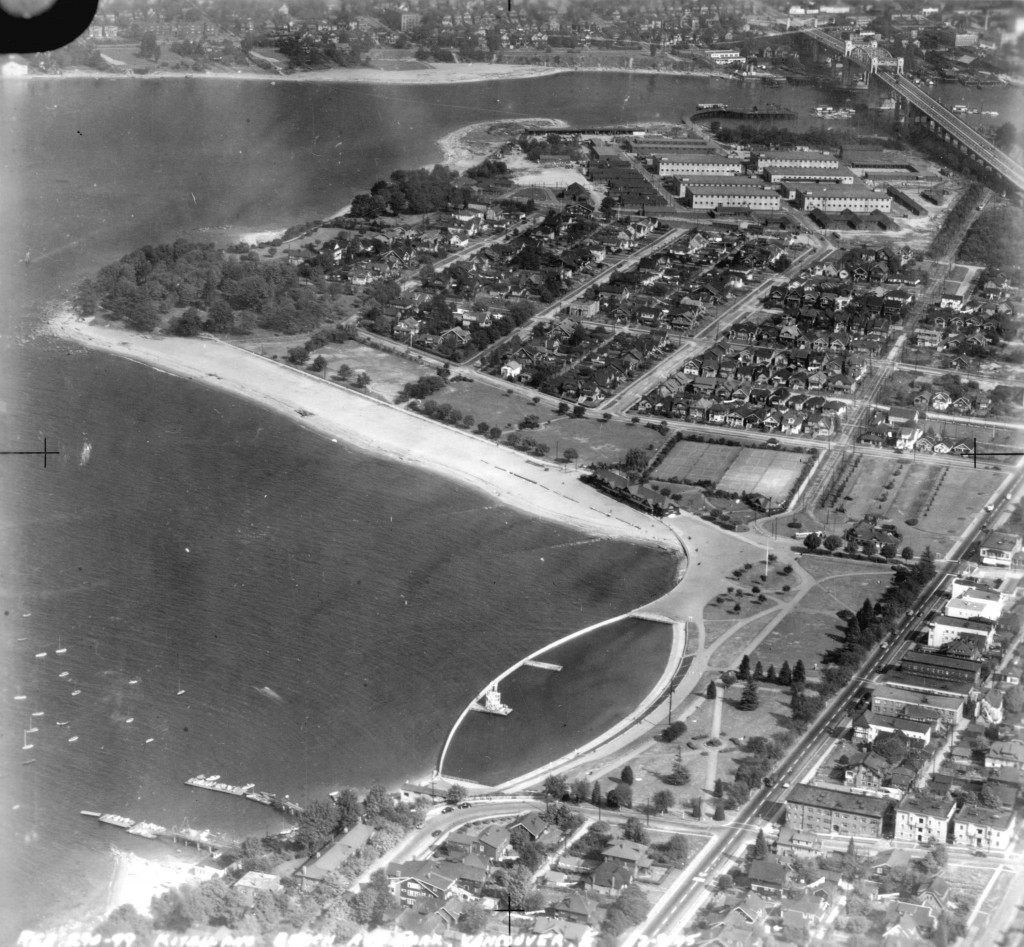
[86,812,233,852]
[692,105,796,120]
[185,774,304,815]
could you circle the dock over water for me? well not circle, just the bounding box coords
[691,105,796,121]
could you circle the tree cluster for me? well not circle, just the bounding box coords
[349,165,472,218]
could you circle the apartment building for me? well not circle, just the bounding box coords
[654,154,744,177]
[795,183,892,214]
[894,795,956,844]
[785,785,890,838]
[953,805,1017,851]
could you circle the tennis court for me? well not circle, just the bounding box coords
[655,441,805,500]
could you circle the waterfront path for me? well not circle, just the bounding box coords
[484,513,803,795]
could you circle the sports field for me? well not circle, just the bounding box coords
[655,441,806,500]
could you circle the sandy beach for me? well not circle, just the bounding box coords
[49,312,682,556]
[22,61,733,86]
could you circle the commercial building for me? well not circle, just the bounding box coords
[795,183,892,214]
[705,49,745,64]
[894,795,956,844]
[899,649,983,685]
[979,531,1022,567]
[785,784,890,838]
[653,154,744,177]
[871,683,964,726]
[953,805,1017,851]
[684,183,782,211]
[852,710,932,745]
[754,150,840,171]
[927,614,996,649]
[945,585,1007,622]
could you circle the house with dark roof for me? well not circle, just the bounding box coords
[747,857,789,897]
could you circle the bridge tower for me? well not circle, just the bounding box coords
[895,56,904,76]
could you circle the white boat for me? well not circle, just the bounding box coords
[56,721,69,727]
[35,652,47,658]
[14,695,26,701]
[68,735,79,743]
[176,688,186,696]
[59,671,69,678]
[71,689,81,696]
[125,717,134,723]
[26,722,38,734]
[145,737,154,744]
[128,679,139,685]
[982,110,999,116]
[952,104,968,113]
[31,711,44,717]
[23,730,34,751]
[55,636,66,655]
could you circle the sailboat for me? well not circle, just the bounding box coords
[23,729,34,751]
[26,719,39,734]
[55,635,67,655]
[176,655,185,695]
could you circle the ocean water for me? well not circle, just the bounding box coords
[2,70,1019,938]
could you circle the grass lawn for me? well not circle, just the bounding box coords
[748,557,894,676]
[654,442,808,501]
[431,379,555,434]
[622,685,793,817]
[233,338,425,402]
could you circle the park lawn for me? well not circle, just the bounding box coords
[541,415,673,467]
[233,338,426,402]
[622,685,793,818]
[747,557,894,676]
[431,379,555,434]
[702,611,781,663]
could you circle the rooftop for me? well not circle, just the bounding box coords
[897,794,956,819]
[956,804,1016,830]
[787,784,890,817]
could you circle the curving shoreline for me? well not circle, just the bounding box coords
[15,61,734,86]
[47,311,683,556]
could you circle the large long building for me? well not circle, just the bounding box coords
[754,149,840,171]
[653,154,744,177]
[683,182,782,211]
[870,682,965,725]
[785,785,890,838]
[765,166,856,185]
[795,183,892,214]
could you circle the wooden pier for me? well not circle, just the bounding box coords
[691,105,796,121]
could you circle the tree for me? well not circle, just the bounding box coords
[604,884,650,935]
[707,680,717,700]
[803,532,822,550]
[714,778,724,798]
[777,661,793,686]
[823,534,843,551]
[738,676,759,711]
[335,363,353,381]
[459,901,489,934]
[569,778,591,804]
[572,404,586,418]
[75,278,98,317]
[543,773,569,800]
[713,800,726,821]
[171,306,205,337]
[354,371,371,388]
[651,789,675,814]
[901,546,915,560]
[766,664,777,684]
[362,784,395,822]
[621,765,635,785]
[296,798,338,853]
[1004,684,1024,714]
[665,747,691,786]
[792,659,806,685]
[623,816,649,844]
[994,121,1017,151]
[873,732,908,766]
[607,784,633,808]
[753,661,764,681]
[738,654,751,680]
[139,30,158,59]
[752,829,769,860]
[310,354,328,374]
[662,720,687,742]
[445,784,467,805]
[881,542,898,558]
[562,447,578,465]
[979,781,1001,808]
[591,781,603,808]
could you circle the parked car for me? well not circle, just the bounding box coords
[431,829,443,837]
[458,802,472,809]
[687,741,698,750]
[442,806,454,814]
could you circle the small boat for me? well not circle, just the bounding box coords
[23,730,34,750]
[58,671,69,678]
[55,636,66,655]
[35,652,47,659]
[68,736,78,743]
[26,724,38,734]
[128,679,139,685]
[22,759,36,765]
[145,737,155,744]
[31,711,44,717]
[80,810,102,817]
[71,689,81,696]
[176,687,186,695]
[982,110,999,116]
[55,721,69,726]
[125,717,134,723]
[14,695,26,701]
